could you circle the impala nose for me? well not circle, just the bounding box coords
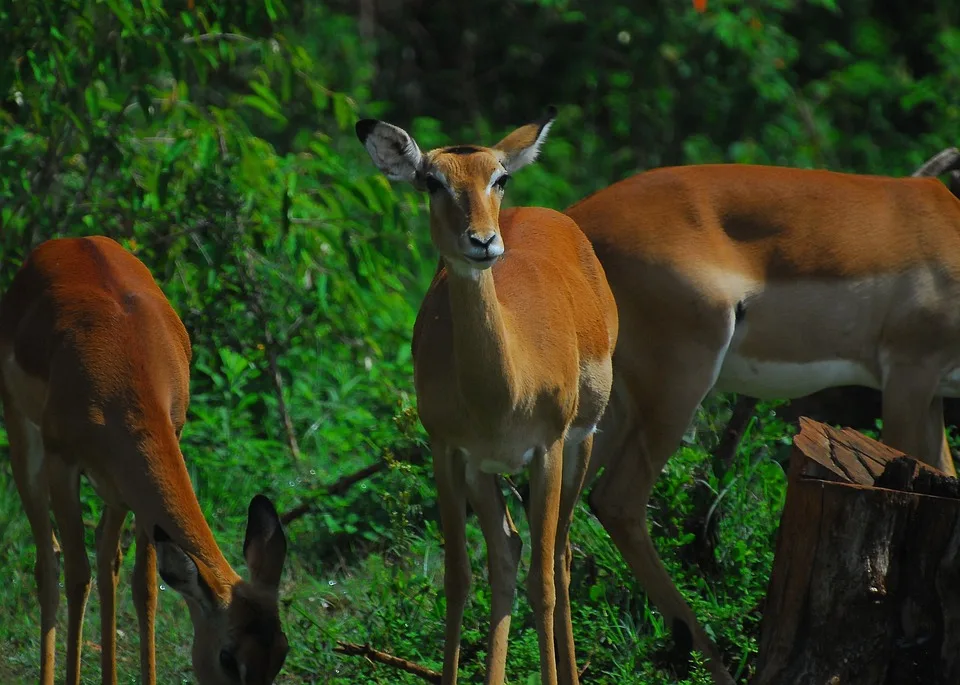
[466,231,504,261]
[468,232,497,249]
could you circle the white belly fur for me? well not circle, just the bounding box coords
[462,423,597,476]
[718,352,960,400]
[716,353,881,400]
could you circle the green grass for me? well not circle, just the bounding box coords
[0,394,792,684]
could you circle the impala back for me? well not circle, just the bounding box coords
[567,164,960,400]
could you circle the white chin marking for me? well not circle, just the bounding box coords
[446,259,484,279]
[447,257,497,278]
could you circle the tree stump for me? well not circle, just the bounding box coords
[753,418,960,685]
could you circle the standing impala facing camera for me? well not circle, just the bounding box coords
[357,109,618,685]
[0,236,290,685]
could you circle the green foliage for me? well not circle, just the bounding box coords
[355,0,960,208]
[1,0,436,680]
[2,0,959,683]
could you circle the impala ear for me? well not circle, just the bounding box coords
[243,494,287,590]
[911,147,960,178]
[492,106,557,173]
[356,118,425,185]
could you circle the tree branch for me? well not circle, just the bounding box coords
[334,641,441,684]
[280,461,386,525]
[181,32,254,45]
[279,444,427,525]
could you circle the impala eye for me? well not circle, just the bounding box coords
[425,176,445,194]
[220,649,240,681]
[494,174,511,191]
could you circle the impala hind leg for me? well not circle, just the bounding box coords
[48,458,92,685]
[464,468,522,684]
[434,445,470,685]
[132,520,158,684]
[590,426,732,683]
[96,506,127,685]
[2,396,59,685]
[881,365,956,475]
[588,342,736,685]
[554,434,593,685]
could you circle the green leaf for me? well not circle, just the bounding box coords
[332,93,353,130]
[164,138,191,166]
[241,95,288,124]
[249,81,281,110]
[104,0,138,35]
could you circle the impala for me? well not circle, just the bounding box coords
[564,155,960,683]
[713,147,960,472]
[356,108,618,685]
[0,236,290,685]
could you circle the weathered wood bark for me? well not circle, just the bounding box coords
[753,418,960,685]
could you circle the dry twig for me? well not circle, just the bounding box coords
[334,641,441,683]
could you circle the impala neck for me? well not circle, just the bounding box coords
[137,433,241,600]
[445,263,518,410]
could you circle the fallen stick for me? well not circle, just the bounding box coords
[335,640,441,683]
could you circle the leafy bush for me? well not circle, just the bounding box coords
[2,0,959,682]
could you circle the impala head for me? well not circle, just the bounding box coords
[155,494,289,685]
[356,106,557,275]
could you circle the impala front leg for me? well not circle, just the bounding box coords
[434,445,470,685]
[528,441,564,685]
[554,434,593,685]
[133,522,158,685]
[465,467,522,684]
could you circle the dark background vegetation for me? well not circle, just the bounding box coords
[1,0,958,682]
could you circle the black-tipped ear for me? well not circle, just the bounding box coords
[355,118,378,144]
[355,119,425,184]
[911,147,960,178]
[243,494,287,590]
[492,106,558,173]
[540,105,558,128]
